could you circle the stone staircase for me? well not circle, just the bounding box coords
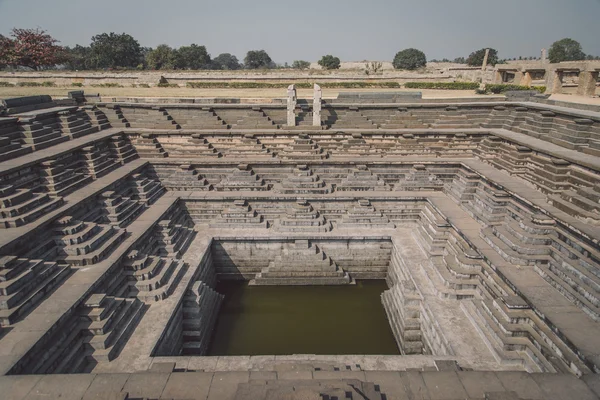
[53,216,127,266]
[279,133,328,160]
[41,158,92,197]
[222,133,273,158]
[146,209,196,259]
[79,294,145,363]
[214,107,278,129]
[395,164,445,191]
[274,164,331,194]
[0,117,31,162]
[129,173,165,205]
[337,199,395,229]
[379,109,428,129]
[133,134,168,158]
[209,199,268,229]
[431,107,476,129]
[549,184,600,223]
[461,295,590,374]
[165,107,228,129]
[101,190,146,228]
[123,251,187,302]
[251,239,352,285]
[56,109,98,139]
[0,256,70,326]
[334,132,376,156]
[108,134,138,165]
[276,200,332,233]
[159,164,213,191]
[160,134,222,158]
[0,184,63,229]
[180,281,223,355]
[82,141,120,179]
[324,108,376,129]
[215,163,269,191]
[18,115,70,151]
[83,105,111,130]
[337,165,388,191]
[119,106,181,129]
[97,105,131,128]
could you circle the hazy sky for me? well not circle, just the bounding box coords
[1,0,599,63]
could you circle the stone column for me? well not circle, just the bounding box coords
[541,48,547,64]
[551,71,564,94]
[287,84,296,127]
[520,71,533,87]
[576,71,599,97]
[494,70,503,84]
[313,84,322,127]
[514,71,524,85]
[481,48,490,71]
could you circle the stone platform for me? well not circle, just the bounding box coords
[0,93,599,399]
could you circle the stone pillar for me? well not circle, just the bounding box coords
[481,48,490,71]
[287,84,296,127]
[313,84,322,127]
[514,71,524,85]
[576,71,599,97]
[520,71,533,87]
[541,48,547,64]
[551,71,564,94]
[494,70,503,84]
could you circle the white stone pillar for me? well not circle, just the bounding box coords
[287,84,296,127]
[313,84,322,127]
[481,48,490,71]
[541,48,547,64]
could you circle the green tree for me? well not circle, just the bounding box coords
[292,60,311,69]
[244,50,272,69]
[88,32,142,69]
[212,53,241,70]
[392,48,427,70]
[318,55,341,70]
[177,44,211,69]
[146,44,178,70]
[64,45,92,70]
[453,57,466,64]
[548,38,586,63]
[466,48,498,67]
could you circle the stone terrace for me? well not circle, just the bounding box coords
[0,91,599,399]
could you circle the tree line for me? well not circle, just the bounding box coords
[0,28,596,71]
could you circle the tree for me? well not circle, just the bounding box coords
[64,45,92,70]
[318,55,341,70]
[1,28,67,70]
[212,53,241,70]
[244,50,272,69]
[177,44,211,70]
[453,57,466,64]
[0,34,14,69]
[466,48,498,67]
[292,60,311,70]
[548,38,586,63]
[393,48,427,70]
[146,45,178,70]
[88,32,142,69]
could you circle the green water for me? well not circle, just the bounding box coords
[207,280,400,356]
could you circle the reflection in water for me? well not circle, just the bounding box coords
[208,280,400,356]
